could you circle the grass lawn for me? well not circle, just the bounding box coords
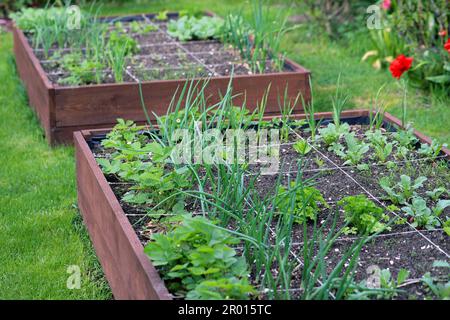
[0,0,448,299]
[0,33,111,299]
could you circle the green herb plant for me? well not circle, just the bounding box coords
[276,182,329,224]
[338,195,390,234]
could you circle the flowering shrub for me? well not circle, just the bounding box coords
[363,0,450,91]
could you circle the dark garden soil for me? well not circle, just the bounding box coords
[91,120,449,300]
[29,16,285,86]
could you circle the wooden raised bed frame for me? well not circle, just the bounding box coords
[13,13,311,145]
[74,109,449,300]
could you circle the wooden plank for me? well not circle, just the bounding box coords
[54,66,309,128]
[13,26,55,142]
[75,131,171,300]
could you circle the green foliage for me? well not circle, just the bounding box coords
[318,123,350,146]
[97,119,191,213]
[338,195,389,234]
[421,261,450,299]
[222,0,294,73]
[276,183,328,223]
[101,118,146,149]
[418,140,448,159]
[168,15,224,41]
[186,277,256,300]
[392,127,419,150]
[401,197,450,229]
[426,187,447,201]
[58,52,105,86]
[11,5,95,57]
[444,219,450,237]
[373,142,394,163]
[108,30,137,55]
[336,133,370,165]
[379,174,427,205]
[145,215,254,299]
[362,28,406,70]
[378,268,409,299]
[130,21,158,34]
[366,128,395,163]
[293,140,312,156]
[155,10,168,21]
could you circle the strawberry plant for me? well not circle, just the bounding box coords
[338,195,390,234]
[186,277,256,300]
[101,119,147,150]
[144,215,254,299]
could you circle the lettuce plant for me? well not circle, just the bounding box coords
[168,16,224,41]
[276,183,328,223]
[338,195,389,234]
[293,140,312,156]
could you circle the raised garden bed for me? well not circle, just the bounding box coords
[13,12,310,145]
[75,109,449,300]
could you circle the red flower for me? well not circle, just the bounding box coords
[389,55,413,79]
[381,0,391,10]
[439,30,447,37]
[445,39,450,54]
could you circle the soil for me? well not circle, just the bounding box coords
[91,118,450,300]
[28,16,291,86]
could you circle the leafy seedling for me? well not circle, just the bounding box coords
[338,195,390,234]
[293,140,312,156]
[379,175,427,205]
[276,183,329,223]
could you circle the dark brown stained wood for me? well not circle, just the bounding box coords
[13,14,311,145]
[74,109,449,300]
[13,26,55,143]
[75,131,171,300]
[54,63,309,128]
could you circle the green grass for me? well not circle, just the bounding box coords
[0,0,448,299]
[0,32,111,299]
